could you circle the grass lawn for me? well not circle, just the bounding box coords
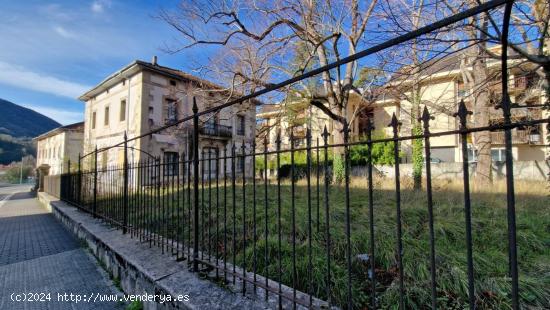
[126,178,549,309]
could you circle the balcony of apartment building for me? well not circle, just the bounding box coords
[199,120,232,139]
[457,72,540,99]
[200,124,233,137]
[490,126,543,145]
[489,108,543,145]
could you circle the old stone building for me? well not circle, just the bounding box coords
[78,58,257,178]
[34,122,84,189]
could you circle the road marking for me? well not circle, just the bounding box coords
[0,193,15,209]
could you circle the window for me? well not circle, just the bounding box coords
[236,150,245,173]
[293,137,304,148]
[205,114,217,130]
[457,81,467,98]
[102,152,108,169]
[92,111,96,129]
[202,147,219,179]
[165,99,178,124]
[181,153,186,178]
[467,145,478,162]
[163,152,179,176]
[203,113,218,135]
[237,115,245,135]
[104,106,110,126]
[120,99,126,122]
[491,148,506,162]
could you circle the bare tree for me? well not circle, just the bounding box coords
[160,0,379,181]
[446,0,549,183]
[375,0,453,190]
[475,0,550,168]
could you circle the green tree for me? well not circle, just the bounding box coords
[350,130,398,166]
[3,165,33,183]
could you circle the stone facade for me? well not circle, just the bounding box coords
[78,59,257,178]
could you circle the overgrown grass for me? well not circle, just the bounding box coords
[125,178,549,309]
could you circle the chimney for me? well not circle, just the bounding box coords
[152,56,157,66]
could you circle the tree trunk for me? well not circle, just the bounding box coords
[411,89,423,190]
[471,53,493,185]
[542,64,550,182]
[332,114,346,184]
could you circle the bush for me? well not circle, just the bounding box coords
[2,165,33,183]
[263,131,399,179]
[277,163,332,180]
[350,130,398,165]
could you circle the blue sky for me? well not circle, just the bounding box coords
[0,0,216,125]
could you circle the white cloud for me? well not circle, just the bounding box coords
[0,61,91,99]
[53,25,76,39]
[20,104,83,125]
[91,0,111,13]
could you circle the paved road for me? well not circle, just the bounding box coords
[0,185,125,310]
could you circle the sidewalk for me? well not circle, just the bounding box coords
[0,187,125,310]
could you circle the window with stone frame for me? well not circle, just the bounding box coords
[236,115,245,136]
[165,98,178,124]
[163,152,179,176]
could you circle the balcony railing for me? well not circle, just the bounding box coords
[200,124,232,138]
[491,125,542,145]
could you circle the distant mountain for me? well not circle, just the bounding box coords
[0,98,61,164]
[0,98,60,138]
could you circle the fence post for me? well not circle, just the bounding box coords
[192,98,200,272]
[365,119,376,310]
[421,107,437,310]
[321,126,331,306]
[389,113,405,310]
[78,154,82,207]
[500,3,519,308]
[342,120,353,310]
[123,132,129,234]
[93,146,98,218]
[455,100,475,309]
[67,159,71,201]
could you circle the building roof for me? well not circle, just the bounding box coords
[33,122,84,141]
[78,59,263,105]
[391,46,521,83]
[259,104,280,114]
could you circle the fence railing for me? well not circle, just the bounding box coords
[53,1,550,309]
[58,111,549,309]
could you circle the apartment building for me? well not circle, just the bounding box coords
[256,91,393,151]
[257,50,548,165]
[34,122,84,187]
[78,58,257,177]
[380,49,548,163]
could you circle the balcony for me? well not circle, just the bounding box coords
[200,124,232,138]
[488,75,539,94]
[491,125,542,145]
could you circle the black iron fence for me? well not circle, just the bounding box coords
[59,110,549,309]
[53,0,550,309]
